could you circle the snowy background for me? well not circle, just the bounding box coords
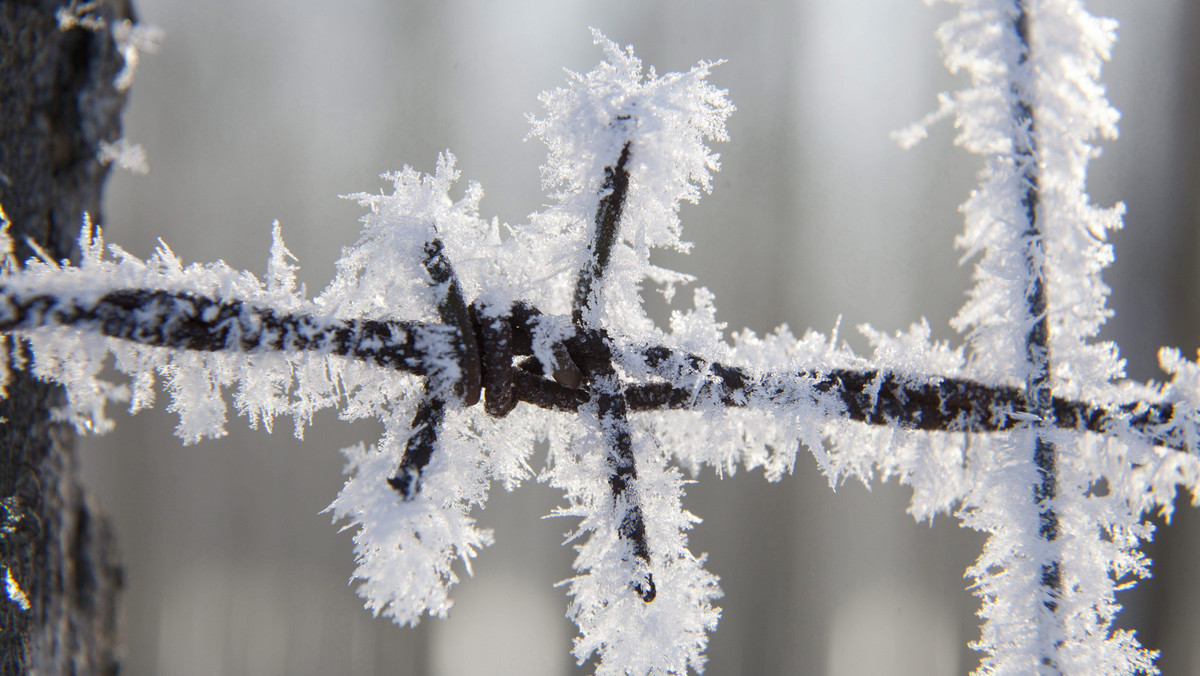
[80,1,1200,674]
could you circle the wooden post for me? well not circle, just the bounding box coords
[0,1,132,671]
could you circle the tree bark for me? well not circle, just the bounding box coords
[0,1,132,672]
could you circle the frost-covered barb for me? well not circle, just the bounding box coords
[888,0,1198,673]
[2,9,1200,675]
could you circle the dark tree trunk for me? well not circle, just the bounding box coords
[0,1,132,672]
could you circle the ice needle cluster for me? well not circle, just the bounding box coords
[5,5,1200,675]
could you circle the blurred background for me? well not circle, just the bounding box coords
[78,0,1200,673]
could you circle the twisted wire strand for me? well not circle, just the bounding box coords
[0,283,1181,449]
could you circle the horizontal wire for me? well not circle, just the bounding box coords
[0,283,1182,451]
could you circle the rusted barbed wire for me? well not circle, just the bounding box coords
[0,128,1189,616]
[0,282,1182,448]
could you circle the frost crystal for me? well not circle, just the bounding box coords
[6,9,1200,675]
[97,138,149,175]
[4,566,29,612]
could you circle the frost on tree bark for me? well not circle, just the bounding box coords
[0,1,131,672]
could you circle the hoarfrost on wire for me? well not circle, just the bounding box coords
[5,4,1200,675]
